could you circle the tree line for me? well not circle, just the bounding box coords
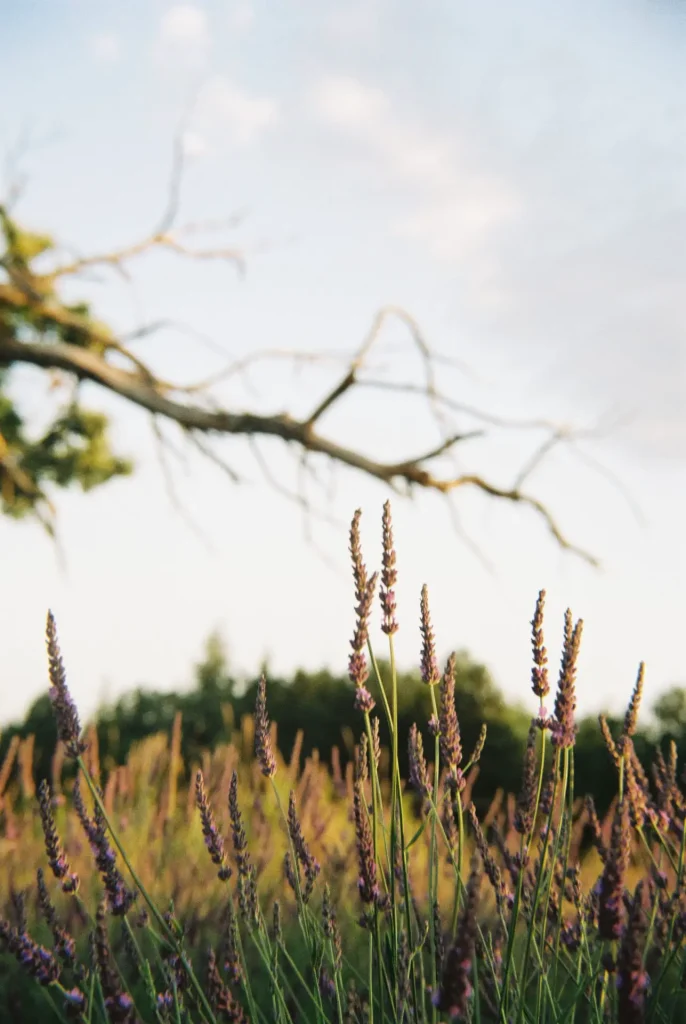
[1,630,683,818]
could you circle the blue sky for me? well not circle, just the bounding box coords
[0,0,684,728]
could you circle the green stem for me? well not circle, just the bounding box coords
[428,683,441,1024]
[536,748,569,1023]
[363,711,389,1024]
[647,819,686,1018]
[76,758,218,1024]
[388,636,422,1018]
[514,747,560,1024]
[550,749,575,1007]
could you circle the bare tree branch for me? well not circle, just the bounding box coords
[185,431,242,486]
[48,231,245,281]
[249,437,344,573]
[0,317,601,565]
[355,378,559,432]
[150,415,215,553]
[443,495,496,576]
[0,162,630,568]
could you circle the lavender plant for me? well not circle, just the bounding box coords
[1,504,685,1023]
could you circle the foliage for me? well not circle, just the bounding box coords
[0,210,133,533]
[0,636,551,819]
[2,627,681,824]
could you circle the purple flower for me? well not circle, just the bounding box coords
[514,724,538,837]
[37,779,79,893]
[623,663,645,739]
[93,902,137,1023]
[45,612,86,759]
[597,800,631,941]
[36,869,76,964]
[530,589,550,700]
[348,509,378,693]
[73,777,136,917]
[419,585,440,685]
[290,791,321,903]
[468,804,507,914]
[322,884,343,973]
[433,862,480,1019]
[220,896,243,986]
[228,771,258,925]
[353,778,382,913]
[206,947,248,1023]
[379,501,399,635]
[439,653,463,787]
[254,674,277,778]
[408,724,432,799]
[319,966,336,1001]
[0,919,60,986]
[616,881,651,1024]
[354,685,376,714]
[195,770,232,882]
[62,987,87,1015]
[552,609,582,749]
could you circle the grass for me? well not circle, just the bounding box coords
[0,501,683,1023]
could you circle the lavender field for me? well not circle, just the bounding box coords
[0,504,681,1023]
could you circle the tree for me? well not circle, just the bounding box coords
[0,161,623,562]
[653,686,686,737]
[194,631,234,698]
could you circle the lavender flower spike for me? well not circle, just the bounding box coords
[597,799,631,941]
[93,902,136,1024]
[254,674,277,778]
[349,509,368,604]
[286,790,320,904]
[72,776,136,917]
[380,500,399,635]
[623,662,645,739]
[439,653,463,790]
[0,918,60,986]
[434,860,481,1018]
[552,609,582,749]
[46,611,86,759]
[514,724,538,837]
[37,779,79,893]
[419,585,440,686]
[195,771,232,882]
[348,508,380,712]
[353,778,381,913]
[228,770,258,925]
[349,511,373,666]
[616,880,650,1024]
[531,589,550,701]
[36,869,76,964]
[408,724,432,799]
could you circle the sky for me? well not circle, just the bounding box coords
[0,0,684,730]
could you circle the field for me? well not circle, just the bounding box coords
[0,505,683,1023]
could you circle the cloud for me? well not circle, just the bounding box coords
[325,4,382,43]
[90,32,121,64]
[180,131,209,159]
[194,75,279,147]
[310,59,686,461]
[157,4,210,67]
[312,76,389,130]
[310,74,520,261]
[228,2,255,32]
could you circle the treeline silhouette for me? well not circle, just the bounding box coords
[1,632,682,817]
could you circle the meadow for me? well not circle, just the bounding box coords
[0,503,683,1023]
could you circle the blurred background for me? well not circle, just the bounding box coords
[0,0,684,770]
